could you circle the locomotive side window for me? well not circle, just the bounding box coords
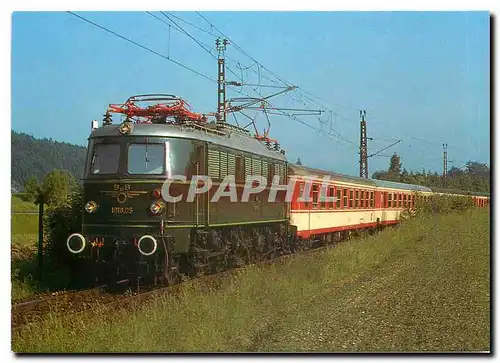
[365,191,369,209]
[398,194,402,207]
[343,189,348,208]
[336,188,342,208]
[388,193,392,208]
[127,143,164,175]
[355,190,359,208]
[91,143,120,174]
[403,194,407,208]
[370,191,374,208]
[349,190,354,208]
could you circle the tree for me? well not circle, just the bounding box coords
[448,166,465,178]
[41,169,71,206]
[296,157,302,165]
[60,170,78,194]
[24,176,41,203]
[389,153,402,174]
[465,161,490,178]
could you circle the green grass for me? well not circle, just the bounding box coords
[11,214,39,236]
[12,208,490,352]
[11,195,39,237]
[11,195,38,212]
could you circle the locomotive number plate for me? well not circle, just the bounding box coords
[111,206,134,215]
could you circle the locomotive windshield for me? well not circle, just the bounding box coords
[88,137,193,177]
[127,144,165,175]
[91,144,120,174]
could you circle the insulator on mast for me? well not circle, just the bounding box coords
[102,111,113,126]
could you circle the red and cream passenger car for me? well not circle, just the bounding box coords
[288,165,437,240]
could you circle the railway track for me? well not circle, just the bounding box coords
[11,280,132,330]
[12,236,355,335]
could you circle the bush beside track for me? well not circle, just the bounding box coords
[12,207,490,352]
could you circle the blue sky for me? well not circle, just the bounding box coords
[11,11,490,176]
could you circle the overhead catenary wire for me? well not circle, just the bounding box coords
[164,11,220,38]
[67,11,217,84]
[160,11,358,145]
[147,11,287,98]
[195,11,363,112]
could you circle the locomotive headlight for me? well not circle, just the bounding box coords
[119,121,133,134]
[149,201,165,215]
[85,201,98,214]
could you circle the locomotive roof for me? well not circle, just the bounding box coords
[288,164,377,187]
[89,122,287,162]
[372,179,433,192]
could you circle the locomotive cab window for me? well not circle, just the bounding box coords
[91,143,121,175]
[128,143,165,175]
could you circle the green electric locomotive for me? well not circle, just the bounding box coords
[66,95,294,284]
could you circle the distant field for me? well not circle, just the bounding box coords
[11,195,38,238]
[11,194,38,212]
[12,208,490,353]
[11,214,38,237]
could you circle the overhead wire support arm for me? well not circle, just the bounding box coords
[243,106,323,114]
[368,140,402,158]
[225,81,289,89]
[227,86,297,112]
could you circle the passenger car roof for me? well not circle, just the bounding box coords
[289,164,377,187]
[372,179,433,192]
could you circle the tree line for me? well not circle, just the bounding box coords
[11,131,87,192]
[372,153,490,193]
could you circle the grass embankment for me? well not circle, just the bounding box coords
[11,195,39,300]
[12,208,490,352]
